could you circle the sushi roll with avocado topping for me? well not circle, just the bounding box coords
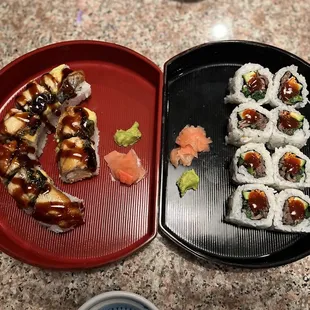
[226,103,273,146]
[272,145,310,189]
[224,63,273,106]
[226,184,276,229]
[0,108,47,156]
[231,143,274,185]
[274,189,310,233]
[267,107,310,150]
[270,65,309,109]
[56,136,99,183]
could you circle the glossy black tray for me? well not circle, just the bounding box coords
[159,41,310,268]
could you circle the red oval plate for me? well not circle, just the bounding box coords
[0,41,163,269]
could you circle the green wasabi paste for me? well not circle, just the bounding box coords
[176,169,200,197]
[114,121,142,147]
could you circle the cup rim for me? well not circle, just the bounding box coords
[78,291,159,310]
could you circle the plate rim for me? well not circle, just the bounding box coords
[0,40,163,270]
[159,39,310,268]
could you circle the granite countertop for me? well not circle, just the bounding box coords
[1,0,310,309]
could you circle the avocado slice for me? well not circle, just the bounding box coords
[290,112,304,122]
[242,71,256,84]
[242,190,250,200]
[289,95,303,104]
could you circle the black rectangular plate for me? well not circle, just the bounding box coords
[159,41,310,268]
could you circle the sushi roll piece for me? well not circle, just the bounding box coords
[224,63,273,106]
[267,107,310,150]
[231,143,274,185]
[0,108,47,156]
[226,103,273,146]
[272,145,310,189]
[7,166,51,214]
[49,65,91,110]
[0,138,39,184]
[32,183,85,233]
[274,189,310,233]
[55,106,98,142]
[15,81,61,129]
[226,184,276,229]
[269,65,309,109]
[56,136,99,183]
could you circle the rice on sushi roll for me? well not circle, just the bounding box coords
[267,107,310,150]
[274,189,310,233]
[226,103,273,146]
[224,63,273,106]
[269,65,309,109]
[272,145,310,190]
[231,143,274,185]
[226,184,276,229]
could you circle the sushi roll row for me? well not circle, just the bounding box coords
[226,184,310,233]
[226,103,310,149]
[231,143,310,190]
[55,106,100,183]
[0,64,92,233]
[225,64,308,109]
[0,137,84,233]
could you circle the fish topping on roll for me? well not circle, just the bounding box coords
[7,167,50,212]
[32,184,84,232]
[0,108,46,155]
[278,71,303,105]
[282,196,310,226]
[237,108,268,130]
[237,151,266,178]
[279,152,306,183]
[277,110,304,136]
[241,71,269,101]
[56,106,96,142]
[56,136,98,183]
[0,138,39,184]
[242,189,270,220]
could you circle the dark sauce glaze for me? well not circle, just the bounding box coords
[243,151,261,169]
[279,72,301,102]
[10,169,47,209]
[32,184,84,229]
[247,72,268,92]
[0,110,41,138]
[283,153,302,175]
[0,138,38,179]
[248,190,268,216]
[57,138,97,172]
[278,111,299,129]
[287,197,305,221]
[58,107,94,140]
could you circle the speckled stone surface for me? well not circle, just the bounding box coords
[1,0,310,309]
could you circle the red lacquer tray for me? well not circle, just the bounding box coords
[0,41,162,269]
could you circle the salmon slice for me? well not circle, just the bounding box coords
[104,149,146,186]
[170,145,197,168]
[176,125,212,153]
